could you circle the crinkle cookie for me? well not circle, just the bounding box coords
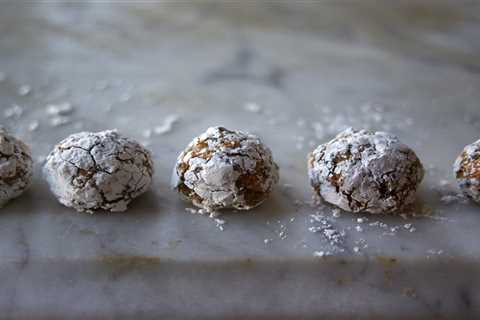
[43,130,154,213]
[0,129,33,207]
[308,128,424,214]
[454,139,480,203]
[172,126,279,211]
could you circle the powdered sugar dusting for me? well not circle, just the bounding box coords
[43,130,154,213]
[0,129,33,207]
[308,128,424,214]
[173,126,279,211]
[454,139,480,203]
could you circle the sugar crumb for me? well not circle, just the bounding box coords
[18,85,31,96]
[244,102,262,113]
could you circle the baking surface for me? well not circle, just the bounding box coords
[1,2,480,319]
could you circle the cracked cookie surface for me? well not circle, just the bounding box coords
[0,129,33,207]
[454,139,480,203]
[43,130,154,213]
[308,128,424,214]
[172,126,279,211]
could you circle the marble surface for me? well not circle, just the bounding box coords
[0,1,480,319]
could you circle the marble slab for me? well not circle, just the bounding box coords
[0,1,479,319]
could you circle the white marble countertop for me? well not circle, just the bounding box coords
[0,1,480,319]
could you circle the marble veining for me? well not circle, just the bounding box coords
[203,46,286,89]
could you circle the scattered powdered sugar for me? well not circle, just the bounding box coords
[264,219,290,241]
[28,121,39,132]
[153,114,179,135]
[142,115,180,141]
[440,194,459,204]
[369,221,387,228]
[17,85,31,96]
[244,102,262,113]
[432,177,469,206]
[185,208,198,214]
[295,135,306,150]
[440,193,468,205]
[276,221,288,240]
[185,207,226,231]
[308,213,344,247]
[332,208,341,218]
[426,249,445,258]
[45,102,74,127]
[208,211,222,219]
[354,238,368,251]
[46,102,74,116]
[214,218,226,231]
[50,116,71,127]
[366,219,418,236]
[4,105,24,119]
[304,193,444,257]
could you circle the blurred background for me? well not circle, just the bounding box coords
[1,1,480,189]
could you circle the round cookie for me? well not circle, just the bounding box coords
[454,139,480,203]
[308,128,424,214]
[0,129,33,207]
[172,126,279,211]
[43,130,154,213]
